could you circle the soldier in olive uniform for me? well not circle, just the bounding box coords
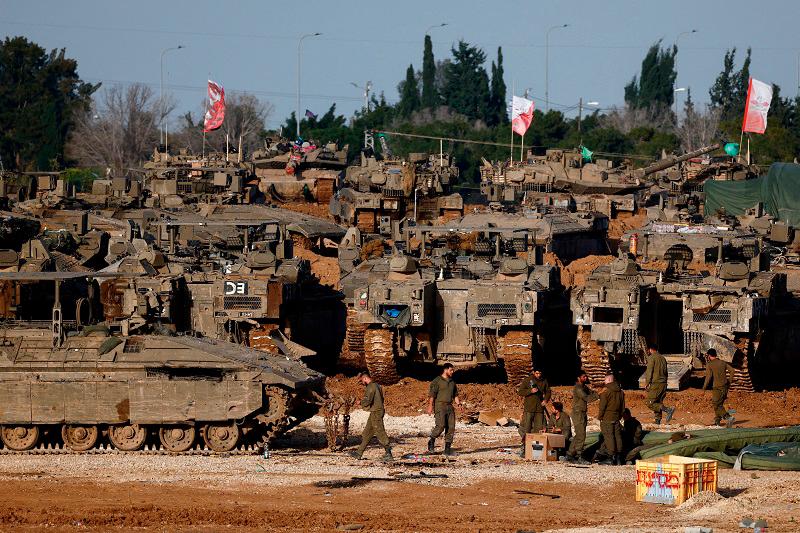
[350,371,393,461]
[548,401,572,453]
[644,347,675,424]
[427,363,460,456]
[598,374,625,466]
[702,349,734,426]
[516,368,551,456]
[565,370,598,464]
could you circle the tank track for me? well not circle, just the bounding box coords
[315,178,335,204]
[0,385,299,455]
[363,327,400,385]
[730,336,755,392]
[338,307,367,370]
[578,326,612,386]
[499,329,535,387]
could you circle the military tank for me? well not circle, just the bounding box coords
[251,137,348,204]
[480,144,720,216]
[0,271,324,453]
[571,236,786,391]
[330,132,462,235]
[343,224,560,385]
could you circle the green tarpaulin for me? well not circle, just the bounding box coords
[703,163,800,226]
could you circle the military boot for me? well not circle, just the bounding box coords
[381,446,394,462]
[713,417,722,426]
[427,438,435,453]
[614,454,625,466]
[348,450,364,460]
[664,406,676,424]
[654,414,662,425]
[444,443,457,457]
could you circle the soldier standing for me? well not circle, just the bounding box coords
[427,363,460,456]
[702,349,733,426]
[566,370,598,464]
[516,368,551,457]
[350,371,392,461]
[598,374,625,466]
[644,347,675,424]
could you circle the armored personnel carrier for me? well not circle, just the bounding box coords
[251,137,348,203]
[0,271,324,452]
[571,236,786,391]
[330,132,462,234]
[342,224,561,385]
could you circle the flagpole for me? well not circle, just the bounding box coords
[510,81,515,164]
[520,133,524,162]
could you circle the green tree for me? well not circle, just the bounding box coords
[709,47,752,121]
[441,40,490,122]
[487,47,508,126]
[0,36,98,170]
[624,41,677,110]
[397,64,420,118]
[421,35,438,109]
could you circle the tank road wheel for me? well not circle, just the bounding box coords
[159,425,196,452]
[577,326,611,386]
[363,327,400,385]
[499,329,535,387]
[731,336,756,392]
[1,425,40,451]
[339,307,367,370]
[255,386,291,446]
[61,424,99,451]
[108,424,147,451]
[203,422,241,452]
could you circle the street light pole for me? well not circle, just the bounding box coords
[674,87,687,121]
[159,45,184,147]
[297,32,322,139]
[578,99,599,142]
[674,29,697,123]
[350,81,373,112]
[425,22,448,35]
[545,24,569,113]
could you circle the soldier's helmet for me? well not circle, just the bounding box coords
[610,254,639,276]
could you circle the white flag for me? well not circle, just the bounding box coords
[742,78,772,134]
[511,96,535,136]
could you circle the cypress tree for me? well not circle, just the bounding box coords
[397,64,420,118]
[421,35,437,109]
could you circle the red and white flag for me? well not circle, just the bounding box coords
[511,95,535,136]
[742,78,772,134]
[203,80,226,132]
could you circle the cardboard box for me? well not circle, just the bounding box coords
[524,433,566,461]
[635,455,718,505]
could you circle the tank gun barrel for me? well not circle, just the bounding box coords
[634,143,720,178]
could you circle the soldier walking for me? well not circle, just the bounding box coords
[702,349,734,426]
[644,347,675,424]
[565,370,598,464]
[516,368,551,457]
[350,371,393,461]
[598,374,625,466]
[427,363,460,456]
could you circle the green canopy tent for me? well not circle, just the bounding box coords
[703,163,800,226]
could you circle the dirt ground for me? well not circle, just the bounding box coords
[1,412,798,532]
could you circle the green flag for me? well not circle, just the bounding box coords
[580,146,593,162]
[724,143,740,156]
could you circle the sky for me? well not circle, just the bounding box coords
[2,0,799,131]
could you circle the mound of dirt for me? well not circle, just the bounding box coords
[608,210,648,241]
[294,247,340,287]
[560,255,615,287]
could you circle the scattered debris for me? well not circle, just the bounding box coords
[478,409,504,426]
[321,395,357,451]
[514,489,560,500]
[337,524,365,531]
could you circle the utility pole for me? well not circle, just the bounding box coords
[297,32,322,139]
[674,30,697,124]
[159,45,184,147]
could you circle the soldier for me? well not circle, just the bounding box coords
[644,347,675,424]
[350,371,393,461]
[516,368,551,457]
[548,401,572,454]
[565,370,598,464]
[598,374,625,466]
[702,349,734,426]
[427,363,460,456]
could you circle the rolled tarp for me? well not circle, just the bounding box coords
[639,426,800,460]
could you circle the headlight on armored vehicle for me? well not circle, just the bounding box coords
[359,291,368,308]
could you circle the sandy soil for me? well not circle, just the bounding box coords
[1,413,798,532]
